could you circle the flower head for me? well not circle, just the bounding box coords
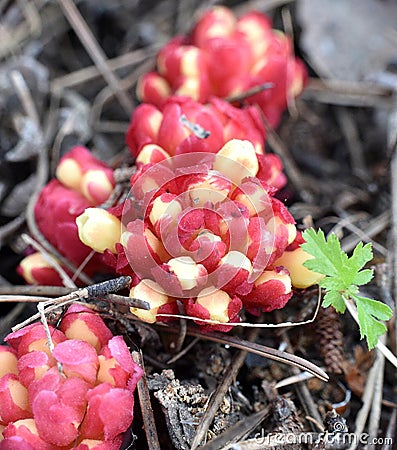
[0,305,143,448]
[137,7,307,127]
[77,139,296,329]
[18,147,116,286]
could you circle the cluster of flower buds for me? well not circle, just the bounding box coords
[126,96,266,160]
[77,140,321,330]
[16,6,319,330]
[0,304,143,449]
[137,6,307,127]
[126,95,287,190]
[17,146,116,286]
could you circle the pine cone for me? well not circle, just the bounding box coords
[315,307,344,374]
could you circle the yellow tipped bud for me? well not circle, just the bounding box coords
[196,288,232,323]
[168,256,207,291]
[220,251,252,272]
[56,158,83,191]
[136,144,170,166]
[274,247,324,289]
[129,280,170,323]
[213,139,259,185]
[80,170,113,204]
[76,208,121,253]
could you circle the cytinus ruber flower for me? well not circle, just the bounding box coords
[17,146,117,285]
[126,96,266,159]
[0,305,143,448]
[56,146,114,205]
[77,139,306,330]
[137,6,307,127]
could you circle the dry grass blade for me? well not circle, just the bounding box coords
[198,406,272,450]
[381,409,396,450]
[158,324,328,382]
[51,45,159,92]
[303,78,393,108]
[132,351,161,450]
[367,337,386,450]
[58,0,134,116]
[347,346,384,450]
[190,328,260,449]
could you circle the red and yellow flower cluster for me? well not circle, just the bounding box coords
[0,305,143,449]
[138,6,307,128]
[17,6,322,329]
[18,146,116,286]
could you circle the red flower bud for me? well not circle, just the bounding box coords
[79,383,134,441]
[126,96,265,159]
[152,256,208,298]
[2,418,56,450]
[56,146,114,204]
[157,39,210,102]
[236,11,273,62]
[0,374,31,424]
[52,340,99,385]
[192,6,236,47]
[97,336,144,390]
[0,346,18,378]
[59,304,113,353]
[213,139,259,185]
[5,323,67,360]
[34,180,104,277]
[136,72,171,107]
[17,252,64,287]
[185,288,242,332]
[126,104,164,158]
[76,208,122,254]
[129,279,178,324]
[274,246,324,289]
[135,144,170,166]
[17,351,53,388]
[242,267,292,314]
[215,251,253,296]
[75,438,122,450]
[137,6,307,127]
[29,368,90,447]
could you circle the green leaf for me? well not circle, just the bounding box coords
[354,295,393,321]
[301,229,344,277]
[322,291,346,313]
[354,295,392,349]
[300,228,392,348]
[352,269,373,286]
[346,242,373,273]
[319,277,345,292]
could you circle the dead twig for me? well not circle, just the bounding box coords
[58,0,134,117]
[132,351,161,450]
[10,276,136,331]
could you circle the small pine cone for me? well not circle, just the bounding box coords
[316,307,344,374]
